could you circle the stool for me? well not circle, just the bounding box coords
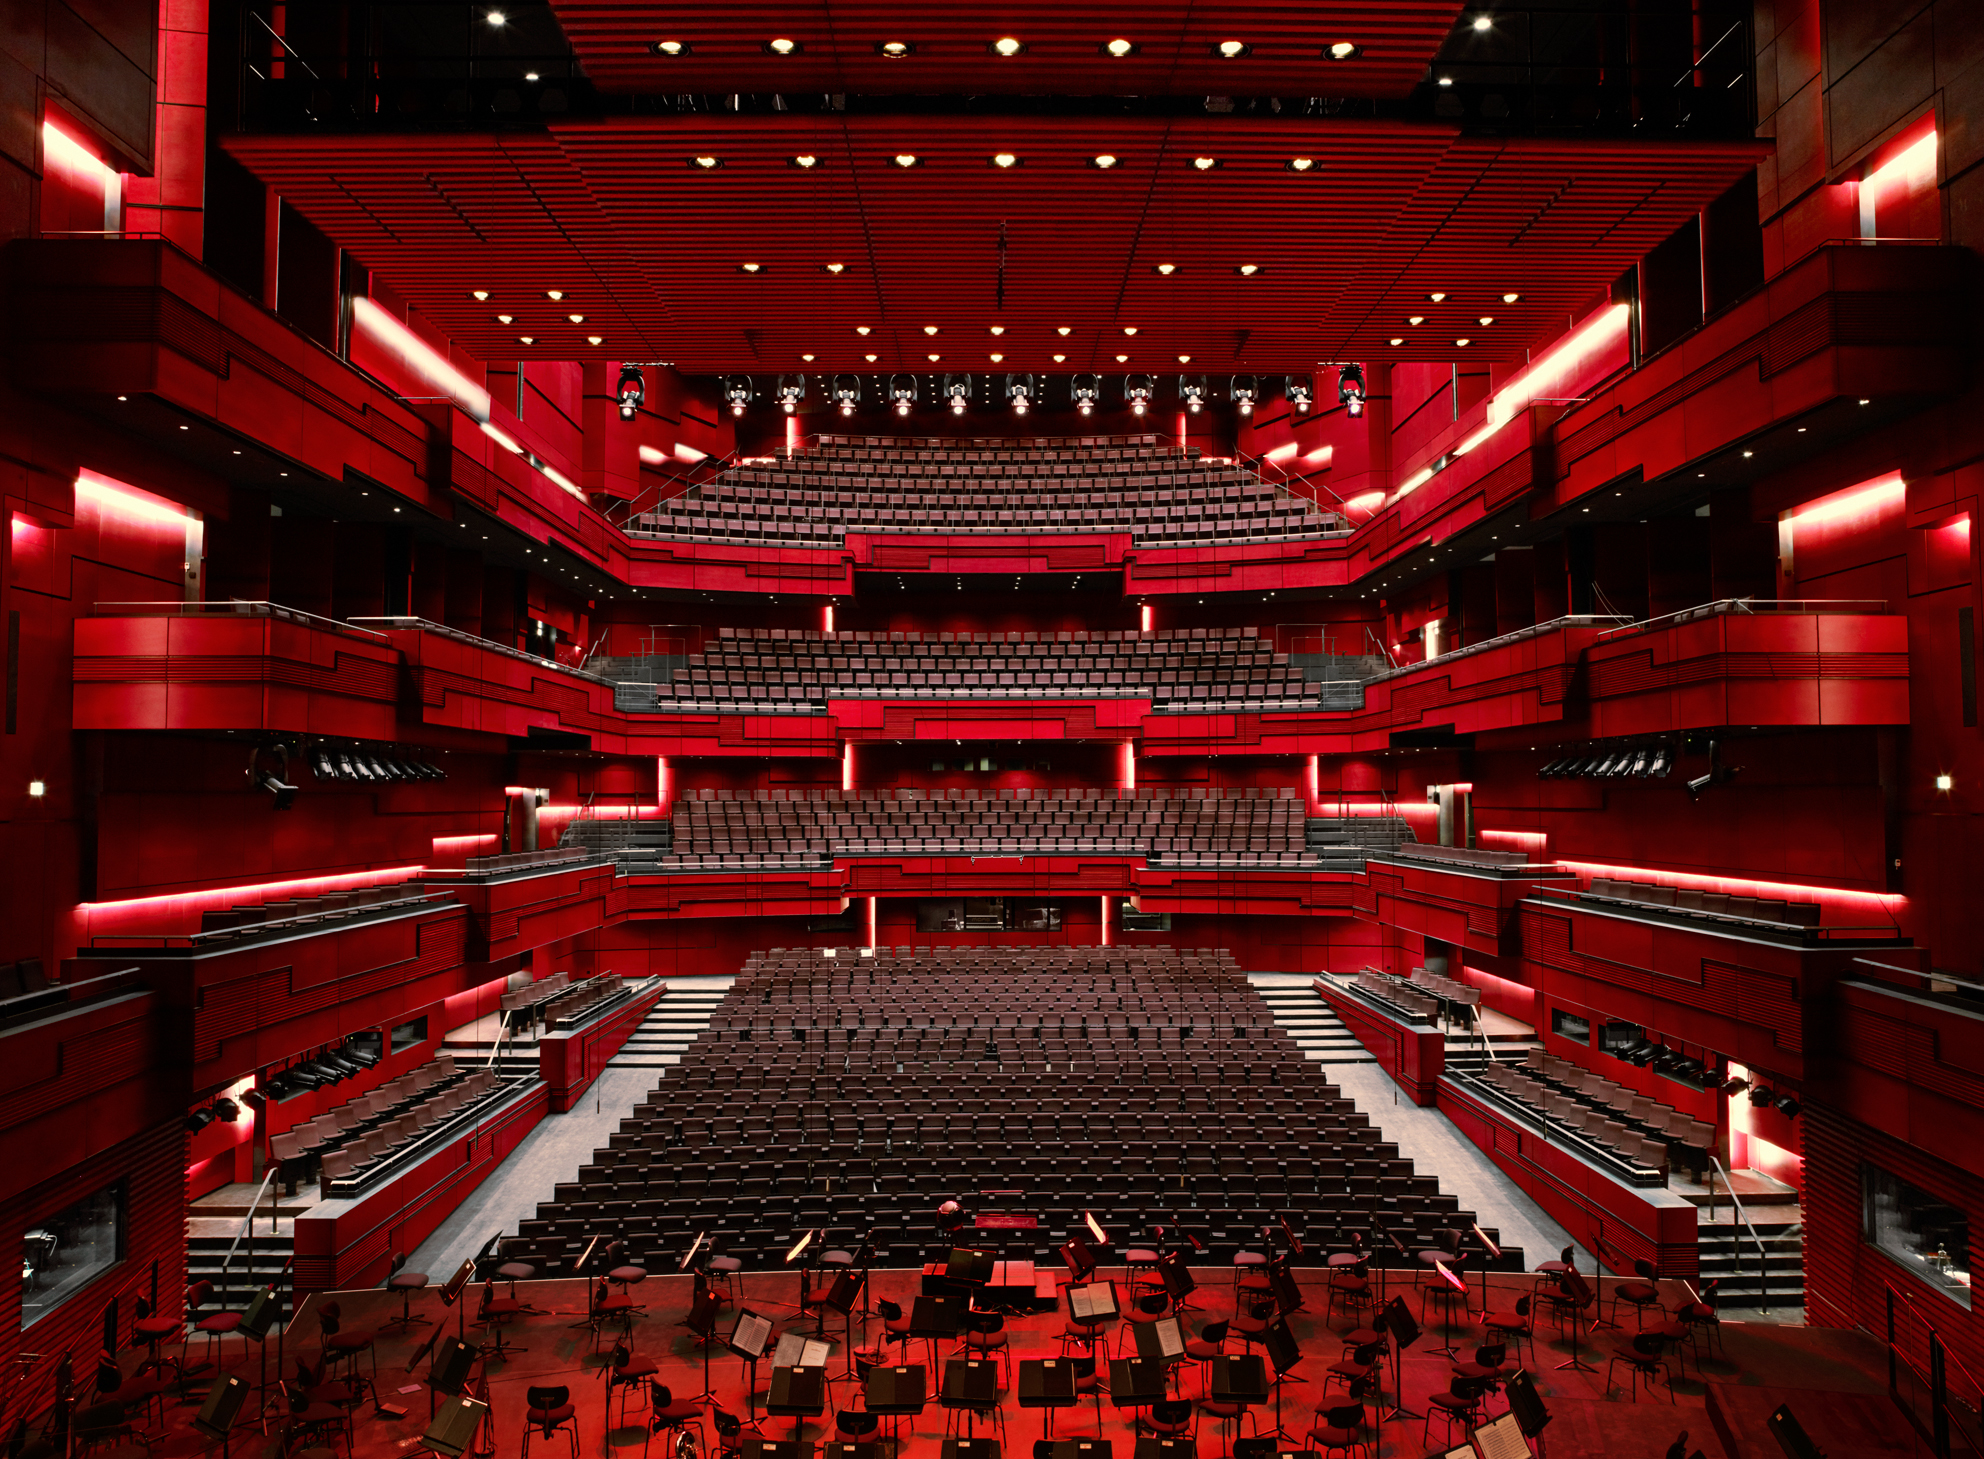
[386,1268,432,1330]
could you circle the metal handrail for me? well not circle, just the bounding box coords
[1,1348,70,1451]
[346,616,618,686]
[216,1167,282,1294]
[1596,597,1891,640]
[1707,1155,1776,1311]
[1888,1280,1984,1411]
[92,600,389,640]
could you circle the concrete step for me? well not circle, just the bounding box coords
[1250,979,1377,1066]
[609,980,734,1070]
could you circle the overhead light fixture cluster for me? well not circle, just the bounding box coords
[651,34,1365,62]
[263,1041,381,1102]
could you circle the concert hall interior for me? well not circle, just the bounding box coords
[0,0,1981,1455]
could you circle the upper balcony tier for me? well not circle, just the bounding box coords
[74,599,1909,753]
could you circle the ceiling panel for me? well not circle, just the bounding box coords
[546,1,1468,97]
[226,116,1766,372]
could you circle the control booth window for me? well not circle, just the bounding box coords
[22,1181,125,1327]
[1865,1164,1971,1308]
[1551,1009,1591,1044]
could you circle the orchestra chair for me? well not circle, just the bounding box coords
[1306,1402,1371,1459]
[184,1282,244,1375]
[523,1385,579,1459]
[643,1384,708,1457]
[1421,1377,1487,1450]
[1607,1332,1675,1404]
[1612,1259,1663,1328]
[602,1343,660,1427]
[1482,1295,1534,1364]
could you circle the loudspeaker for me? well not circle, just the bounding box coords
[429,1337,477,1395]
[238,1284,282,1342]
[421,1395,490,1458]
[193,1373,250,1440]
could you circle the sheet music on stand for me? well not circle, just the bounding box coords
[730,1310,775,1361]
[774,1332,833,1369]
[1471,1412,1533,1459]
[1068,1282,1119,1322]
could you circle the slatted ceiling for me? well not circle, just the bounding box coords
[546,0,1465,98]
[224,117,1765,371]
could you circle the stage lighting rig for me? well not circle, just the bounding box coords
[1124,374,1154,417]
[616,365,646,420]
[1337,362,1367,417]
[1230,374,1259,415]
[888,374,917,416]
[1286,374,1314,411]
[775,375,807,413]
[942,374,973,415]
[722,376,752,416]
[1070,374,1100,416]
[830,373,861,416]
[1004,373,1036,416]
[1178,374,1207,413]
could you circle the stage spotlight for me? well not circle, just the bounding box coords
[212,1097,240,1123]
[942,374,973,415]
[1721,1076,1749,1096]
[722,375,752,416]
[185,1108,216,1133]
[775,375,807,414]
[830,373,861,417]
[1178,374,1207,414]
[255,772,297,810]
[1124,373,1154,417]
[616,364,646,420]
[1004,372,1036,416]
[1775,1094,1801,1119]
[888,373,917,416]
[1750,1084,1775,1106]
[1070,374,1101,416]
[1230,374,1258,415]
[1285,374,1314,412]
[1337,361,1367,417]
[239,1090,267,1113]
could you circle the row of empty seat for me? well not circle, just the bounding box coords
[1579,876,1823,929]
[268,1054,511,1197]
[666,787,1308,864]
[642,625,1333,712]
[628,436,1347,547]
[1473,1063,1674,1181]
[196,880,432,939]
[509,947,1520,1273]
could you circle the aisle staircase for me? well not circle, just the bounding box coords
[1248,973,1375,1065]
[557,815,673,869]
[608,977,733,1069]
[1305,815,1416,868]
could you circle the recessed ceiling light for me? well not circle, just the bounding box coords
[1408,315,1424,325]
[1236,263,1261,276]
[568,313,585,323]
[991,152,1019,168]
[1286,158,1317,173]
[470,289,490,301]
[924,325,940,335]
[1428,292,1447,302]
[545,290,564,301]
[485,9,505,25]
[1472,14,1493,30]
[1454,337,1470,346]
[1743,450,1754,458]
[1057,326,1073,336]
[989,326,1005,335]
[928,352,942,361]
[824,262,846,274]
[1053,353,1066,362]
[519,336,534,344]
[856,326,872,335]
[1328,41,1361,59]
[739,262,763,273]
[496,313,514,323]
[1154,263,1177,275]
[690,156,721,170]
[990,352,1004,362]
[1478,315,1494,325]
[991,36,1024,55]
[879,40,912,57]
[1215,40,1251,57]
[1090,154,1119,170]
[1177,354,1192,363]
[1104,38,1136,57]
[893,153,920,168]
[1389,337,1404,346]
[802,353,815,361]
[1502,292,1520,303]
[523,71,539,81]
[1122,326,1138,335]
[765,37,801,54]
[1116,353,1130,362]
[1437,75,1453,86]
[1191,156,1219,171]
[587,335,603,345]
[792,154,820,169]
[864,353,878,361]
[650,39,688,55]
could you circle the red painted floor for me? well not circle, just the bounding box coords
[96,1267,1915,1459]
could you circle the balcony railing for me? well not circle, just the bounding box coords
[1595,598,1891,641]
[94,600,389,640]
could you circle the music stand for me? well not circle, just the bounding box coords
[946,1249,996,1290]
[787,1229,823,1330]
[1380,1227,1413,1305]
[1208,1355,1267,1459]
[1265,1256,1304,1317]
[729,1309,777,1431]
[680,1231,709,1274]
[1059,1239,1099,1286]
[1374,1298,1422,1423]
[1255,1318,1303,1444]
[419,1395,491,1459]
[1154,1252,1197,1314]
[1767,1402,1827,1459]
[684,1273,722,1400]
[1429,1260,1468,1359]
[1587,1227,1626,1333]
[1551,1270,1599,1374]
[1469,1223,1502,1318]
[1017,1358,1077,1439]
[1504,1369,1553,1447]
[823,1267,868,1378]
[863,1363,927,1459]
[193,1372,249,1459]
[767,1364,828,1445]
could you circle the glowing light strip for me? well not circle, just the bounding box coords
[76,864,428,916]
[352,296,492,421]
[1786,471,1905,528]
[42,119,117,186]
[1264,442,1300,464]
[638,444,668,465]
[431,834,499,851]
[76,470,193,528]
[480,421,522,453]
[1558,858,1903,916]
[541,463,587,501]
[1865,130,1937,195]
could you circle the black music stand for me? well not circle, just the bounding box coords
[193,1372,250,1459]
[420,1394,492,1459]
[1254,1317,1303,1444]
[1017,1358,1077,1439]
[1429,1259,1468,1360]
[1587,1228,1626,1333]
[823,1267,868,1378]
[940,1440,1000,1459]
[1154,1252,1197,1315]
[729,1309,777,1431]
[767,1364,827,1445]
[910,1294,966,1374]
[1767,1402,1827,1459]
[741,1441,817,1459]
[686,1274,722,1400]
[1107,1356,1167,1434]
[1379,1227,1412,1306]
[1045,1443,1113,1459]
[946,1249,996,1290]
[941,1357,1000,1442]
[863,1362,927,1459]
[1208,1356,1268,1459]
[1505,1368,1554,1450]
[1266,1256,1304,1317]
[1552,1269,1599,1374]
[1060,1238,1100,1287]
[1132,1442,1193,1459]
[1374,1298,1422,1423]
[1469,1222,1502,1319]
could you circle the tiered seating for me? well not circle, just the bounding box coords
[1579,876,1822,930]
[267,1054,513,1197]
[1467,1049,1716,1186]
[645,626,1336,713]
[1353,970,1440,1023]
[628,435,1348,547]
[197,879,432,938]
[513,947,1521,1273]
[1404,966,1483,1023]
[1393,842,1540,870]
[662,787,1309,866]
[460,847,590,876]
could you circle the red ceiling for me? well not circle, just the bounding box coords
[226,117,1767,373]
[547,1,1467,98]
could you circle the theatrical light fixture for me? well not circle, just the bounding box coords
[924,325,940,336]
[1230,375,1258,415]
[1124,373,1154,417]
[1237,263,1261,276]
[1116,354,1130,363]
[831,373,861,417]
[1474,13,1494,29]
[690,156,721,170]
[1070,374,1100,416]
[27,780,44,797]
[485,9,505,25]
[650,39,688,55]
[1179,375,1207,413]
[495,314,513,324]
[545,290,564,301]
[567,314,584,323]
[617,365,646,420]
[878,40,912,57]
[186,1107,216,1133]
[991,36,1025,55]
[1123,326,1138,336]
[1287,157,1317,172]
[1286,375,1314,411]
[1154,262,1178,275]
[1104,38,1137,56]
[1503,292,1521,302]
[989,353,1004,362]
[1216,40,1251,57]
[1389,337,1404,346]
[1721,1076,1750,1095]
[239,1090,267,1112]
[722,376,752,416]
[1455,337,1471,347]
[1479,315,1495,325]
[587,336,603,346]
[776,375,806,413]
[765,37,801,54]
[856,326,872,335]
[1005,372,1036,416]
[738,262,763,273]
[1750,1084,1775,1106]
[943,373,973,414]
[1428,292,1448,302]
[792,154,819,169]
[1057,326,1073,336]
[992,153,1019,168]
[1191,156,1219,170]
[888,374,917,416]
[823,262,846,274]
[1328,41,1361,58]
[212,1097,240,1123]
[893,154,920,168]
[1938,774,1954,791]
[1337,362,1367,417]
[470,290,489,301]
[989,326,1005,336]
[864,353,877,362]
[1408,315,1425,325]
[1052,353,1066,363]
[1177,354,1191,364]
[1776,1094,1802,1118]
[1090,155,1119,170]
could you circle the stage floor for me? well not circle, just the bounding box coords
[112,1266,1918,1459]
